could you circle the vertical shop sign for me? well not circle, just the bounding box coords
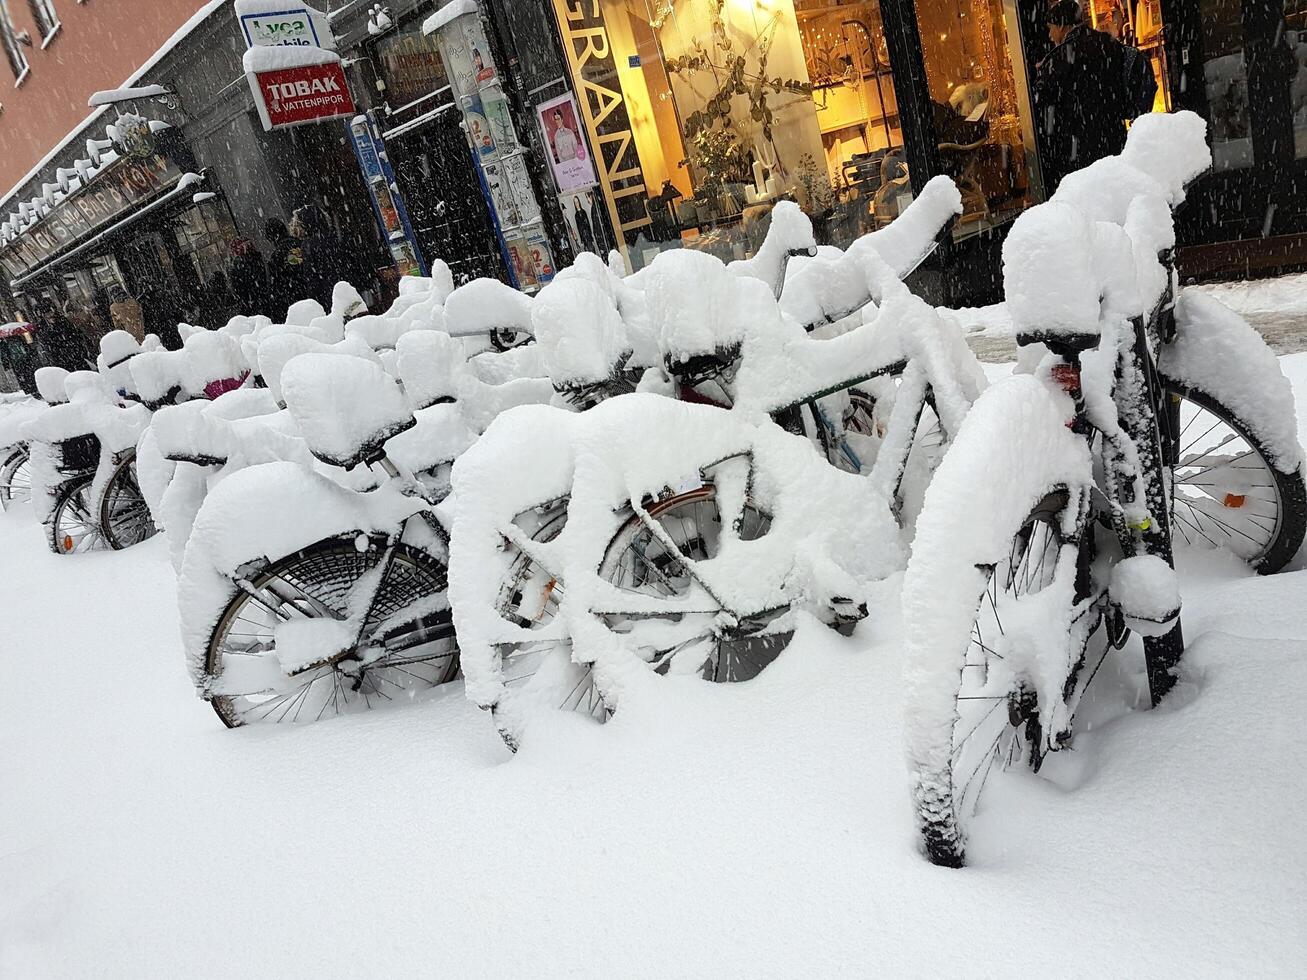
[348,114,427,277]
[551,0,652,253]
[425,3,556,289]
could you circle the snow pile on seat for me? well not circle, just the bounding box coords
[396,330,465,408]
[153,401,229,465]
[258,333,378,407]
[1163,290,1304,473]
[1003,202,1102,338]
[35,367,70,404]
[181,330,249,397]
[532,275,628,385]
[331,281,367,320]
[280,354,415,468]
[285,299,326,327]
[129,350,192,406]
[646,249,775,364]
[443,277,533,339]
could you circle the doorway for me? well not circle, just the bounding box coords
[385,112,506,285]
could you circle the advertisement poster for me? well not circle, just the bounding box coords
[348,114,425,277]
[505,233,536,288]
[536,92,596,194]
[482,86,516,152]
[559,189,610,257]
[501,153,541,226]
[463,95,496,158]
[462,17,497,85]
[481,160,520,227]
[525,224,556,284]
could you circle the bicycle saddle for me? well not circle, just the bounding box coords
[280,353,416,470]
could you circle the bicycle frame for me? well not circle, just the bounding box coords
[1023,256,1186,708]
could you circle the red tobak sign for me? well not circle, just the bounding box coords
[249,61,356,131]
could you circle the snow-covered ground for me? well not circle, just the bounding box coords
[3,358,1306,977]
[955,273,1307,362]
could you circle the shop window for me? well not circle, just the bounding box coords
[27,0,58,45]
[371,24,453,120]
[551,0,914,272]
[1284,2,1307,160]
[0,2,30,84]
[1198,0,1251,171]
[911,0,1038,234]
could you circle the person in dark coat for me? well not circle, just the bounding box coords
[228,237,268,317]
[138,283,184,350]
[265,217,308,320]
[1034,0,1135,194]
[35,302,94,372]
[0,326,42,396]
[290,205,343,312]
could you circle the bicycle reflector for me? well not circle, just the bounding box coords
[1050,363,1081,393]
[1224,493,1247,509]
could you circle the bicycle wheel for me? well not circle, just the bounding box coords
[598,486,783,682]
[48,474,108,554]
[1160,380,1307,574]
[99,453,159,551]
[0,445,31,510]
[911,490,1101,867]
[491,486,781,750]
[491,506,607,750]
[204,535,459,728]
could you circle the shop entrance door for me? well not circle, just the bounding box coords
[385,114,505,285]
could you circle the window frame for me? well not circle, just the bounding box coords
[0,1,30,86]
[28,0,58,47]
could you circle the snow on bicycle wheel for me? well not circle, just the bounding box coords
[448,393,902,750]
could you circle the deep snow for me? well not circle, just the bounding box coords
[2,358,1306,977]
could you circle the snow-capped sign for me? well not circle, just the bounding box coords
[247,59,356,131]
[235,1,337,51]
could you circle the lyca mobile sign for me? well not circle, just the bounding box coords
[239,6,336,50]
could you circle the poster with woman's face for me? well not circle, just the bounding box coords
[536,93,597,194]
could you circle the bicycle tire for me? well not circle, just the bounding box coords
[99,452,159,551]
[47,474,107,554]
[0,445,31,510]
[490,485,781,751]
[204,534,459,728]
[910,490,1090,867]
[1159,379,1307,574]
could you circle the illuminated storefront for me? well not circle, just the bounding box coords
[546,0,1043,282]
[534,0,1307,292]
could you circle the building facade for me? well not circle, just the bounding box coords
[487,0,1307,299]
[0,2,389,341]
[0,0,212,193]
[5,0,1307,354]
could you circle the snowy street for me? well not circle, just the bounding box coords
[3,357,1305,977]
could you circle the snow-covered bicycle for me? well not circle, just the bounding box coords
[902,112,1307,867]
[453,192,989,751]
